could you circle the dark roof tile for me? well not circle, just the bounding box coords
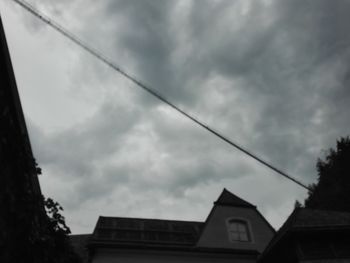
[293,209,350,228]
[214,188,255,208]
[258,208,350,262]
[90,216,204,247]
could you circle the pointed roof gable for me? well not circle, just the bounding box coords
[214,188,255,208]
[196,189,274,252]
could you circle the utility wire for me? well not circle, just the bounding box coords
[11,0,312,191]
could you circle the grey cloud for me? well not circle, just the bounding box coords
[27,96,141,177]
[103,0,190,105]
[9,0,350,232]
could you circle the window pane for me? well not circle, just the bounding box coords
[229,223,238,231]
[237,223,246,232]
[230,232,240,241]
[240,233,249,241]
[228,219,251,242]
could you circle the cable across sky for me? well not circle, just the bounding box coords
[11,0,312,191]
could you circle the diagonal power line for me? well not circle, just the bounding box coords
[10,0,312,191]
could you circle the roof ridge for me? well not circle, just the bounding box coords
[214,188,256,208]
[99,215,204,224]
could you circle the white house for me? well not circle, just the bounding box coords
[71,189,275,262]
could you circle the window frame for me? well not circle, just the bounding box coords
[226,218,254,243]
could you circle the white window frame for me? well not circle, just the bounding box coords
[226,217,254,243]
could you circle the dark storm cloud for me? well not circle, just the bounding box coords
[248,0,350,179]
[102,0,191,104]
[10,0,350,231]
[30,0,350,191]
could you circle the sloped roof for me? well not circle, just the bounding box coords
[89,216,259,256]
[214,188,255,208]
[273,208,350,236]
[258,208,350,262]
[90,216,204,247]
[291,209,350,228]
[90,189,256,247]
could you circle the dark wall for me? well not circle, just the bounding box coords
[0,14,44,262]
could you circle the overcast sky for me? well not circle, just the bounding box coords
[1,0,350,234]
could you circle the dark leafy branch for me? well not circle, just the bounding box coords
[298,136,350,212]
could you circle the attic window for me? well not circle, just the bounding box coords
[227,219,251,242]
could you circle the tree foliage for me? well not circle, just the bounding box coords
[303,136,350,212]
[44,197,71,235]
[41,196,82,263]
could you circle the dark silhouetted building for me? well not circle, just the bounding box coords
[1,15,43,262]
[258,208,350,263]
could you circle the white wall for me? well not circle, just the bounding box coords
[92,248,256,263]
[197,206,274,253]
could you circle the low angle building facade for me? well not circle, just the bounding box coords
[71,191,350,263]
[72,189,275,262]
